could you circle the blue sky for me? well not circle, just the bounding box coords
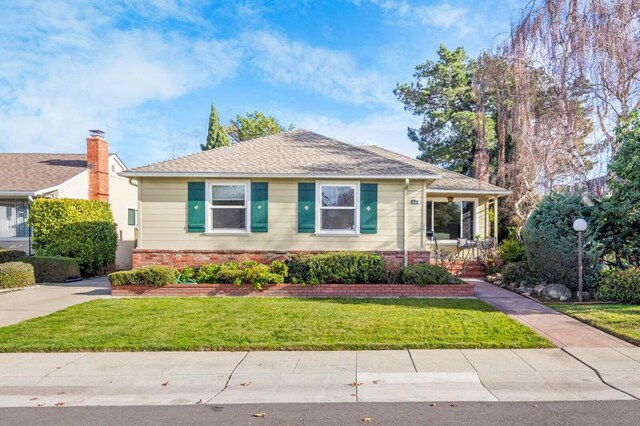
[0,0,525,167]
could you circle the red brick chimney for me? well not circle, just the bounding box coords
[87,130,109,202]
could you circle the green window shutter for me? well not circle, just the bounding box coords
[251,182,268,232]
[360,183,378,234]
[298,182,315,233]
[187,182,205,233]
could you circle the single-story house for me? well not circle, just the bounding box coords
[122,130,510,269]
[0,132,138,269]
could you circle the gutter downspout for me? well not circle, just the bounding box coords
[404,178,409,267]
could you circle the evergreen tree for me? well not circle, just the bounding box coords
[201,103,231,151]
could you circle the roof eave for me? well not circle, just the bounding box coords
[426,188,512,196]
[119,172,443,180]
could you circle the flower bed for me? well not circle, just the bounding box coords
[111,282,475,298]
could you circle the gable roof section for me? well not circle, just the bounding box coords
[122,129,509,194]
[122,130,442,180]
[0,153,88,194]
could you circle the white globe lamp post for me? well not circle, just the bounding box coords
[573,219,588,302]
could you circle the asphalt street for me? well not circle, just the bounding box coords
[2,401,640,426]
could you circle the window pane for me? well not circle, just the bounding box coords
[433,202,461,240]
[321,209,355,230]
[211,185,245,206]
[426,202,432,231]
[127,209,136,226]
[462,201,474,239]
[0,199,29,238]
[211,208,246,229]
[322,186,354,207]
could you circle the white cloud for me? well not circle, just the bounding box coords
[241,31,394,106]
[365,1,472,36]
[283,108,422,158]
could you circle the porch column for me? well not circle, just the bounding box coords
[493,197,499,244]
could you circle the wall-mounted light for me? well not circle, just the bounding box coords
[410,199,419,205]
[447,196,454,203]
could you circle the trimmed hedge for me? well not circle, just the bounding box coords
[287,252,385,284]
[29,198,117,276]
[0,262,35,289]
[0,249,26,264]
[109,266,179,287]
[181,260,288,290]
[19,256,80,283]
[401,264,458,286]
[598,268,640,304]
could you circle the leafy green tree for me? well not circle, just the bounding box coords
[596,112,640,268]
[201,102,230,151]
[394,45,496,175]
[226,111,293,143]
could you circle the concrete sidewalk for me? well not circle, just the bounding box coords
[1,348,639,406]
[0,277,110,327]
[471,280,633,348]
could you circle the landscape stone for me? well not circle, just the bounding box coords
[544,284,572,301]
[533,284,546,297]
[516,286,533,295]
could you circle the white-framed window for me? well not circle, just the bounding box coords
[206,180,250,233]
[127,208,138,226]
[0,199,29,239]
[316,182,359,234]
[426,198,476,242]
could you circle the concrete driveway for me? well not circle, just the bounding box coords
[0,277,110,327]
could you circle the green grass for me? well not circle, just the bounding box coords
[0,298,552,352]
[552,304,640,345]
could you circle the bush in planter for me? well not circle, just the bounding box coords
[109,266,179,287]
[19,256,81,283]
[0,249,26,264]
[598,268,640,304]
[287,252,385,284]
[0,262,35,289]
[29,199,117,276]
[187,260,287,289]
[400,264,458,286]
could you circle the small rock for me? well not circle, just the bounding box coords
[516,286,533,294]
[494,280,504,286]
[495,273,504,280]
[533,284,546,297]
[499,282,508,288]
[544,284,572,301]
[485,274,497,283]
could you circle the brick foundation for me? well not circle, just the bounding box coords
[111,282,475,298]
[132,249,430,269]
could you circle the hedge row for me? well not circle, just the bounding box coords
[180,260,287,290]
[0,250,26,264]
[0,262,35,289]
[19,256,81,283]
[109,266,179,287]
[598,268,640,304]
[288,252,385,284]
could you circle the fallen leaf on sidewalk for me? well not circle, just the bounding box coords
[161,381,169,387]
[252,412,267,418]
[429,403,436,407]
[372,380,383,384]
[350,381,363,387]
[196,399,205,405]
[362,417,372,422]
[241,381,252,386]
[350,393,356,397]
[55,402,65,407]
[37,403,46,407]
[57,391,65,395]
[29,397,39,401]
[449,404,458,407]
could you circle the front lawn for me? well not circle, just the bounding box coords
[552,304,640,345]
[0,298,552,351]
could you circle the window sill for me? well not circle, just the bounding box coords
[314,232,361,237]
[0,237,29,241]
[204,231,251,236]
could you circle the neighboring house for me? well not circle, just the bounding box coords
[121,130,510,269]
[0,132,138,269]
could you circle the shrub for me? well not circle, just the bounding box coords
[0,249,26,264]
[287,252,385,284]
[522,192,602,290]
[182,260,288,290]
[29,198,117,276]
[502,261,535,285]
[195,263,223,283]
[400,264,458,286]
[0,262,35,289]
[598,268,640,304]
[270,259,288,277]
[109,266,178,287]
[19,256,80,283]
[498,236,526,264]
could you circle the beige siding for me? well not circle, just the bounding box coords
[109,156,138,269]
[138,178,428,252]
[55,171,89,199]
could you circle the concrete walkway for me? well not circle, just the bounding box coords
[0,277,110,327]
[0,349,639,406]
[471,280,633,348]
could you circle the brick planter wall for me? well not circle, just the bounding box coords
[132,249,430,269]
[111,282,475,298]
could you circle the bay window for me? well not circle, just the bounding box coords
[317,183,358,233]
[426,200,475,241]
[207,182,249,232]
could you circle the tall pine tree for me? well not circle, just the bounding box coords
[201,102,231,151]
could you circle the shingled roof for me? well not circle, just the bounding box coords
[0,153,88,194]
[123,129,509,194]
